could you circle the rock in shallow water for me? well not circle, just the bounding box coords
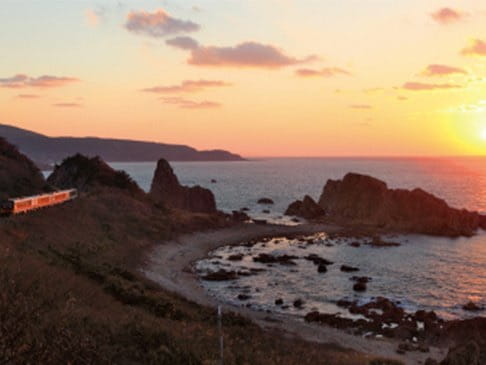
[340,265,360,272]
[285,195,326,219]
[318,172,485,237]
[150,159,217,213]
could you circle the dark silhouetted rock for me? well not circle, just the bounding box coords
[285,195,325,219]
[318,172,485,237]
[304,254,334,266]
[227,253,244,261]
[293,299,304,308]
[231,210,250,222]
[47,154,143,196]
[340,265,359,272]
[462,301,483,312]
[440,341,480,365]
[237,294,251,301]
[0,137,49,200]
[253,219,267,225]
[201,269,238,281]
[351,276,371,284]
[317,264,327,273]
[253,253,297,265]
[149,159,216,213]
[353,282,367,292]
[275,298,283,305]
[257,198,274,205]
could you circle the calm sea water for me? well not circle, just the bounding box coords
[109,158,486,320]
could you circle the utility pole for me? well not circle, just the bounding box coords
[217,305,224,365]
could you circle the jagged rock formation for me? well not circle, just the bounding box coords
[285,195,325,219]
[47,154,143,196]
[0,137,48,200]
[149,159,217,213]
[318,173,485,237]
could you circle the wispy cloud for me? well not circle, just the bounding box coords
[461,39,486,56]
[85,8,103,27]
[350,104,372,109]
[0,74,79,88]
[421,64,467,76]
[166,37,316,68]
[402,82,461,91]
[160,97,220,109]
[431,8,465,25]
[142,79,231,94]
[125,9,199,37]
[452,100,486,113]
[295,67,351,78]
[16,94,42,99]
[397,96,408,101]
[52,102,83,108]
[166,36,199,50]
[362,87,385,94]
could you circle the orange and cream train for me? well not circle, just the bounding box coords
[0,189,78,216]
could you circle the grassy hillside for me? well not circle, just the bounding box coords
[0,189,389,364]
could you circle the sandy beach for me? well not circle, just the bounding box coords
[143,222,447,365]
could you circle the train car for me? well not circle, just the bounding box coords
[0,189,78,216]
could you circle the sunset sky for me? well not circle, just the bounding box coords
[1,0,485,157]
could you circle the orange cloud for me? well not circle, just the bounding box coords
[296,67,351,77]
[402,82,461,91]
[142,80,230,94]
[52,102,83,108]
[431,8,464,25]
[421,64,467,76]
[160,97,220,109]
[125,9,199,37]
[16,94,41,99]
[461,39,486,56]
[85,9,101,27]
[166,37,315,68]
[0,74,79,88]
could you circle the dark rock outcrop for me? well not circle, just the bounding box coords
[257,198,274,205]
[440,341,481,365]
[0,137,48,200]
[47,154,143,196]
[285,195,326,219]
[318,172,485,237]
[201,269,238,281]
[253,253,297,265]
[462,301,483,312]
[149,159,216,213]
[340,265,359,272]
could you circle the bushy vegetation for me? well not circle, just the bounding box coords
[0,137,48,200]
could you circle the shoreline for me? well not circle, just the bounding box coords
[142,222,447,364]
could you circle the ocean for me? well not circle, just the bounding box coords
[109,157,486,320]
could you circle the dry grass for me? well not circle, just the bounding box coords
[0,189,400,364]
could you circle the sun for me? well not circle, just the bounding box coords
[481,128,486,141]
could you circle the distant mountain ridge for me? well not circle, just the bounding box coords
[0,124,244,164]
